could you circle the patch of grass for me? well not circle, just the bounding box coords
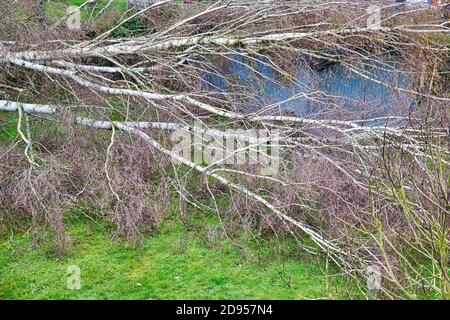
[0,204,358,299]
[108,99,126,121]
[0,113,18,143]
[44,0,128,23]
[43,0,148,38]
[111,17,145,38]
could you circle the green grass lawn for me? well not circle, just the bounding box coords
[0,211,358,300]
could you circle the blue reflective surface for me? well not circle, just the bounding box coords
[204,55,413,121]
